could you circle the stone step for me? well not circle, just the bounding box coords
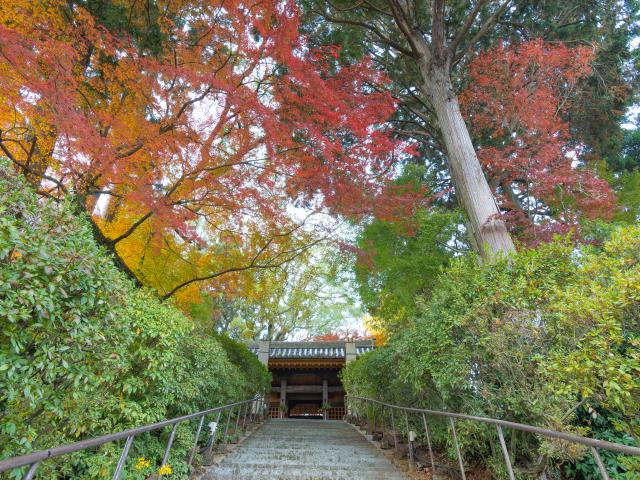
[199,419,408,480]
[222,448,393,457]
[207,466,407,480]
[227,450,389,459]
[221,458,394,468]
[215,463,404,472]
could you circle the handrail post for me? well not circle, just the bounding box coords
[351,396,356,421]
[366,399,372,435]
[390,407,398,451]
[212,410,223,445]
[421,412,436,475]
[235,404,242,437]
[22,462,40,480]
[188,415,206,467]
[112,435,135,480]
[202,409,222,466]
[496,425,515,480]
[250,398,256,425]
[158,423,178,480]
[404,410,412,461]
[223,406,233,443]
[236,403,243,433]
[371,402,376,437]
[353,397,357,422]
[243,401,249,429]
[449,417,466,480]
[381,404,386,439]
[262,396,267,421]
[403,410,410,441]
[591,447,611,480]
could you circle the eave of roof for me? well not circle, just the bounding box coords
[247,340,375,359]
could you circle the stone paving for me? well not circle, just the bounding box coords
[201,419,408,480]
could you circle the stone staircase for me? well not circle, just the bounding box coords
[200,419,408,480]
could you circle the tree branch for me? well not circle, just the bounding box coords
[452,0,512,66]
[315,8,415,57]
[0,136,68,194]
[160,236,324,300]
[431,0,446,63]
[449,0,488,56]
[385,0,436,68]
[107,211,153,245]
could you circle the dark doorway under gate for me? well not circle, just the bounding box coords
[272,368,344,419]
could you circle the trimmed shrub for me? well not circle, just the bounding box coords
[343,230,640,478]
[0,162,270,478]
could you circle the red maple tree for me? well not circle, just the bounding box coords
[460,40,615,243]
[0,1,411,296]
[312,329,372,341]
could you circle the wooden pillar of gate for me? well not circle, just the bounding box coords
[279,377,287,418]
[322,379,328,420]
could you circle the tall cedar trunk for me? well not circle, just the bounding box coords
[422,67,515,259]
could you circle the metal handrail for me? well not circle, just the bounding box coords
[0,396,267,479]
[345,395,640,480]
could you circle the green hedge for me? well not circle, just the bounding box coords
[0,162,270,479]
[342,229,640,478]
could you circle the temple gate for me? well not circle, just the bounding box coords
[248,340,375,420]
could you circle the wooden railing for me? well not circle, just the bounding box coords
[267,405,346,420]
[268,406,281,418]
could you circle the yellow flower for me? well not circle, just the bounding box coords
[135,457,151,470]
[158,464,173,475]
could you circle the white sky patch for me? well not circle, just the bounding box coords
[623,104,639,129]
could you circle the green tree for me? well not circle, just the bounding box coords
[191,245,360,340]
[343,227,640,478]
[354,208,466,332]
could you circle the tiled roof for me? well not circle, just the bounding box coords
[247,340,375,359]
[356,346,374,355]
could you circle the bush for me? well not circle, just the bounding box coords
[0,162,270,478]
[215,334,271,397]
[343,229,640,478]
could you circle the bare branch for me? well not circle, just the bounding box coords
[115,141,144,159]
[159,86,213,133]
[107,211,153,245]
[161,236,325,300]
[0,135,68,194]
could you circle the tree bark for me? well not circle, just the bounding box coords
[375,0,516,260]
[421,67,515,259]
[72,195,143,287]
